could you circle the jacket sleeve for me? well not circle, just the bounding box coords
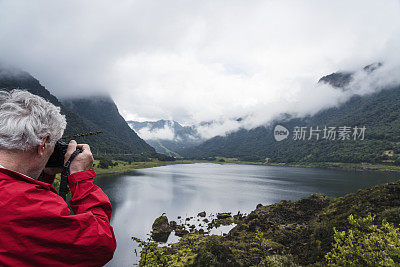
[67,170,117,265]
[8,170,117,266]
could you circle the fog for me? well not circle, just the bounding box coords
[0,0,399,139]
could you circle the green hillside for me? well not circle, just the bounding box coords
[182,69,400,164]
[62,96,155,154]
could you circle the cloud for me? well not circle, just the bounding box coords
[0,0,400,139]
[135,125,176,141]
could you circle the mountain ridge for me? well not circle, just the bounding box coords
[127,119,201,156]
[0,66,155,155]
[182,64,400,164]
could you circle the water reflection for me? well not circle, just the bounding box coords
[94,163,399,266]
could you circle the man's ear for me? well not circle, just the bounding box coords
[37,134,50,157]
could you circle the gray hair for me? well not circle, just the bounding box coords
[0,89,67,150]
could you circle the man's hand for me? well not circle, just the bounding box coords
[65,140,94,174]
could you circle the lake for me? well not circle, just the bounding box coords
[94,163,399,266]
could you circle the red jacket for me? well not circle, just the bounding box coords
[0,168,116,266]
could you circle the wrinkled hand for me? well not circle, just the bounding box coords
[64,140,94,174]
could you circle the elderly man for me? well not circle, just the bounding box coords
[0,90,116,266]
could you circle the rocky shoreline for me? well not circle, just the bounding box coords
[135,179,400,266]
[149,211,247,242]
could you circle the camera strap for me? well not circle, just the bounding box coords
[59,150,81,200]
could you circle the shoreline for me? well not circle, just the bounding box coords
[221,158,400,173]
[264,161,400,173]
[139,179,400,266]
[92,158,400,177]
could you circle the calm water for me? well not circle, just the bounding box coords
[94,163,399,266]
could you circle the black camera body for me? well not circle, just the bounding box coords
[46,140,82,168]
[46,140,69,168]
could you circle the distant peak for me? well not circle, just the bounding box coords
[363,62,383,73]
[318,62,383,89]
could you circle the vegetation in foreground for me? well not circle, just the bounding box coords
[136,179,400,266]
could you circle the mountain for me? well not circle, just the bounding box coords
[127,120,201,157]
[182,64,400,164]
[62,96,155,154]
[0,66,155,155]
[318,63,382,89]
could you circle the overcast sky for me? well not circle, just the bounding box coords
[1,0,399,138]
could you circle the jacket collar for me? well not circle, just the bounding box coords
[0,167,58,194]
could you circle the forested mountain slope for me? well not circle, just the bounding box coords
[182,66,400,163]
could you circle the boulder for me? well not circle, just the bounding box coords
[198,211,206,217]
[170,220,177,229]
[151,215,172,242]
[174,226,189,237]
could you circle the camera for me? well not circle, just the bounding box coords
[46,140,82,168]
[46,140,69,168]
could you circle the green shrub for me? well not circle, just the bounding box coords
[325,214,400,266]
[262,255,298,267]
[194,235,237,265]
[251,230,274,257]
[99,158,113,169]
[251,231,291,266]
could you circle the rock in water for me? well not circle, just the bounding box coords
[174,226,189,237]
[170,220,177,229]
[198,211,206,217]
[151,215,172,242]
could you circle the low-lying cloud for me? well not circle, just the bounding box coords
[135,125,176,141]
[0,0,399,140]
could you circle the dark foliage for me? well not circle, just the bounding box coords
[99,158,113,169]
